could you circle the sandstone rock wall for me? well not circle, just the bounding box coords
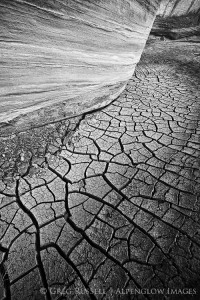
[158,0,200,16]
[152,0,200,39]
[0,0,159,126]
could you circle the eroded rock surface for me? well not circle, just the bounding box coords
[158,0,200,16]
[0,0,158,126]
[0,37,200,300]
[152,0,200,39]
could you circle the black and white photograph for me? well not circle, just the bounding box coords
[0,0,200,299]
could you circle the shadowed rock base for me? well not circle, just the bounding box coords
[152,14,200,39]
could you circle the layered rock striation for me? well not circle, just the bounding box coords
[158,0,200,16]
[152,0,200,39]
[0,0,159,128]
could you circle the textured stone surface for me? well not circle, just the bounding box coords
[0,0,158,125]
[152,0,200,39]
[158,0,200,16]
[0,37,200,300]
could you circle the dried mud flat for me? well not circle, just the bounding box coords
[0,38,200,300]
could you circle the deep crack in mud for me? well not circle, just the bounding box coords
[0,39,200,300]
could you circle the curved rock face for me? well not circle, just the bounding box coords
[158,0,200,16]
[0,0,159,126]
[152,0,200,39]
